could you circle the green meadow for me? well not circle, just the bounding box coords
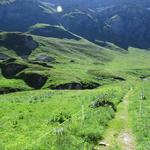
[0,33,150,150]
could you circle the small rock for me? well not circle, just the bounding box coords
[99,141,109,147]
[36,55,56,63]
[90,100,116,111]
[50,82,100,90]
[0,62,27,78]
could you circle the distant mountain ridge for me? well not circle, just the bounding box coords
[0,0,150,49]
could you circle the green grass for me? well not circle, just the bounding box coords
[1,32,150,89]
[0,83,127,150]
[129,80,150,150]
[0,70,31,90]
[106,47,150,71]
[0,32,127,88]
[0,32,150,149]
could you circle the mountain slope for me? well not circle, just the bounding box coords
[0,32,122,90]
[0,0,58,31]
[0,32,150,91]
[28,24,81,40]
[0,32,150,149]
[0,0,150,49]
[0,0,150,91]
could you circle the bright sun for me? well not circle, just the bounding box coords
[56,6,63,12]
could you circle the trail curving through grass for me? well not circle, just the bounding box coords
[95,88,136,150]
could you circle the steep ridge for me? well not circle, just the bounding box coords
[0,0,59,31]
[28,24,81,40]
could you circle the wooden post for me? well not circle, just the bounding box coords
[82,104,85,121]
[83,142,87,150]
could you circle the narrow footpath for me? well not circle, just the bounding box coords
[95,88,136,150]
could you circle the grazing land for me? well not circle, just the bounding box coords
[0,1,150,149]
[0,37,150,149]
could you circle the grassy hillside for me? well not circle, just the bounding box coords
[0,32,150,90]
[129,80,150,150]
[0,32,150,149]
[0,82,128,150]
[0,32,127,90]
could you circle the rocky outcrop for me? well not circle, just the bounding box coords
[51,82,100,90]
[99,5,150,49]
[0,33,38,58]
[61,5,150,49]
[113,76,126,81]
[29,60,53,68]
[0,61,27,78]
[0,58,48,89]
[90,100,116,111]
[36,55,56,63]
[0,87,22,94]
[0,53,10,60]
[61,11,99,41]
[18,73,48,89]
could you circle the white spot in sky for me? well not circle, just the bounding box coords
[57,6,63,13]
